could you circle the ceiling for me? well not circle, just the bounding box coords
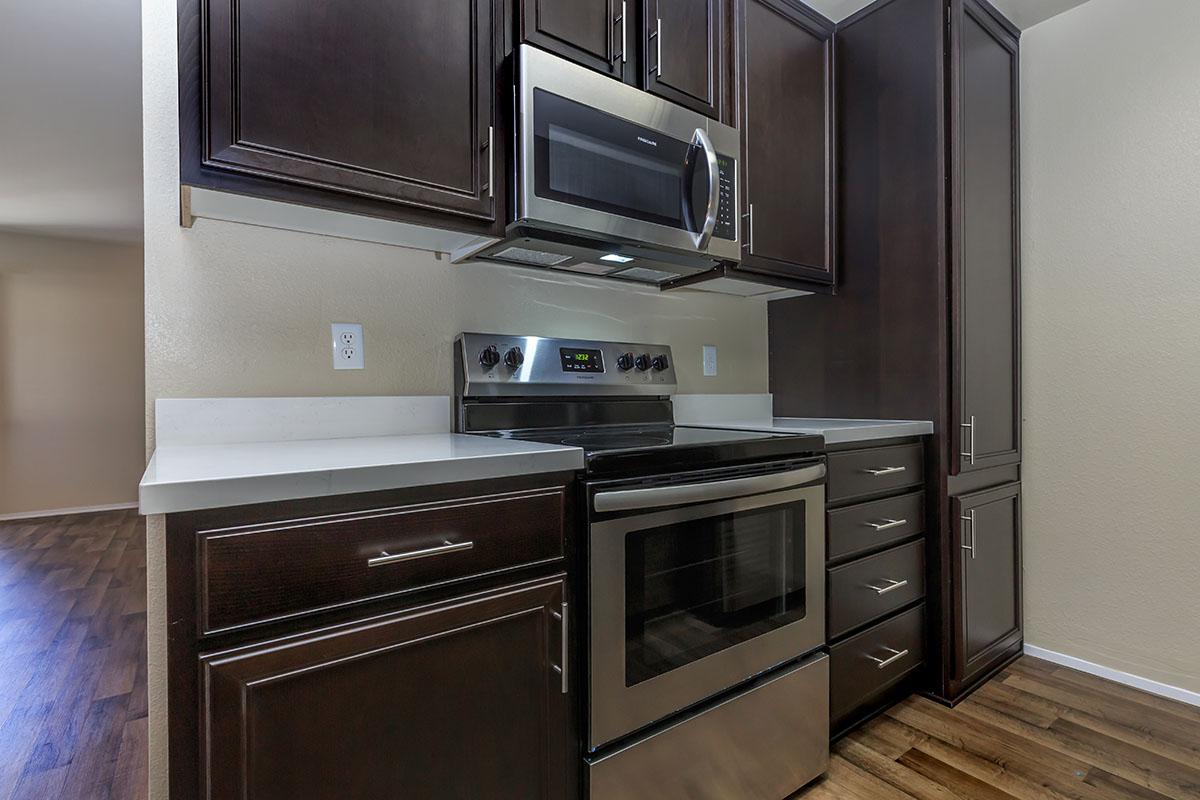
[0,0,143,243]
[801,0,1092,27]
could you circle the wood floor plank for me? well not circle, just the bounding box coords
[897,747,1020,800]
[836,736,962,800]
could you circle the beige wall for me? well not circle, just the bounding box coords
[0,231,144,516]
[1022,0,1200,693]
[141,0,770,794]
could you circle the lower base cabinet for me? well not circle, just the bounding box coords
[201,578,570,800]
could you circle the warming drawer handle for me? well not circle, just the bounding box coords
[593,463,826,513]
[863,465,907,477]
[867,647,910,670]
[865,578,909,595]
[367,539,474,568]
[866,518,908,532]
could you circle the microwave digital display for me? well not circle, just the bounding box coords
[560,348,605,373]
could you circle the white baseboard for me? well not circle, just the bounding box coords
[1024,643,1200,709]
[0,502,139,522]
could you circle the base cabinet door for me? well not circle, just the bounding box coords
[952,483,1022,687]
[735,0,834,285]
[200,579,570,800]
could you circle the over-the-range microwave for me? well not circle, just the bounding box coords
[453,44,741,287]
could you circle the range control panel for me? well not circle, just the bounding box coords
[457,333,677,397]
[714,154,737,242]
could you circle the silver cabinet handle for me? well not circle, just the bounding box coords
[961,415,976,465]
[961,509,977,559]
[621,2,627,63]
[484,126,494,200]
[656,18,663,76]
[551,602,568,694]
[863,466,906,477]
[594,463,825,513]
[865,578,909,595]
[691,127,720,250]
[867,647,910,670]
[367,539,473,568]
[742,203,754,251]
[866,518,908,532]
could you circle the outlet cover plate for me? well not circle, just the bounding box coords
[703,345,717,377]
[332,323,364,370]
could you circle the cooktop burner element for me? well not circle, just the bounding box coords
[454,333,824,476]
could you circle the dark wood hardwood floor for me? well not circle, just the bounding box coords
[796,656,1200,800]
[0,509,147,800]
[2,511,1198,800]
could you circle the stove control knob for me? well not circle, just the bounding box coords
[617,352,635,372]
[479,346,501,370]
[651,354,670,372]
[504,346,525,369]
[634,353,652,372]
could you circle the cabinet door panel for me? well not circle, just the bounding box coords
[644,0,724,119]
[736,0,834,284]
[952,483,1022,685]
[201,579,568,800]
[952,0,1021,473]
[204,0,496,220]
[523,0,623,76]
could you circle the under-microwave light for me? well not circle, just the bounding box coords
[600,253,635,264]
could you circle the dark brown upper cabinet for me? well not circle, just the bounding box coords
[951,483,1022,691]
[951,0,1021,476]
[200,578,570,800]
[180,0,505,234]
[520,0,627,78]
[642,0,725,119]
[734,0,835,287]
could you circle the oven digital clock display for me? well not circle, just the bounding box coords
[559,348,605,373]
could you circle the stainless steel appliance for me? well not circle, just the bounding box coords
[455,333,829,800]
[452,46,741,286]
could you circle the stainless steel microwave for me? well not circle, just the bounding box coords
[453,45,742,286]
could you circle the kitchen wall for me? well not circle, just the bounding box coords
[0,230,144,517]
[1022,0,1200,694]
[141,0,770,795]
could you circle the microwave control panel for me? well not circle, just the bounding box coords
[715,155,736,241]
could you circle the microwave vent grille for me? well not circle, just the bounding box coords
[491,246,573,267]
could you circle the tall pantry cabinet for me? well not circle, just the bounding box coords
[768,0,1022,705]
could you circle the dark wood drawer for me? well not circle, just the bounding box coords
[827,443,924,504]
[828,491,925,563]
[198,486,566,633]
[830,604,925,724]
[828,539,925,639]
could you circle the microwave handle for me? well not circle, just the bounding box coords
[691,128,721,251]
[594,463,826,513]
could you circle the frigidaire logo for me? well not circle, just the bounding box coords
[637,136,658,147]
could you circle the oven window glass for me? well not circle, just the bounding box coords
[624,503,807,687]
[533,89,700,232]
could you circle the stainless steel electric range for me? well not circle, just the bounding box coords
[455,333,831,800]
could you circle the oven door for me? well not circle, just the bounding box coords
[588,461,826,749]
[517,44,740,263]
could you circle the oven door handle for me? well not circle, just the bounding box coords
[593,463,826,513]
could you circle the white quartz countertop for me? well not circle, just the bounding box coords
[139,397,587,517]
[140,433,583,515]
[672,395,933,445]
[690,418,934,445]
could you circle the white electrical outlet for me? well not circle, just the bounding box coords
[703,345,718,377]
[331,323,364,370]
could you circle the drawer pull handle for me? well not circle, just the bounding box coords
[863,466,907,477]
[866,518,908,532]
[368,539,474,568]
[867,647,910,669]
[865,578,909,595]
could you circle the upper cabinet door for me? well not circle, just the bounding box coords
[199,0,499,222]
[643,0,726,119]
[735,0,834,285]
[951,0,1021,475]
[521,0,626,77]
